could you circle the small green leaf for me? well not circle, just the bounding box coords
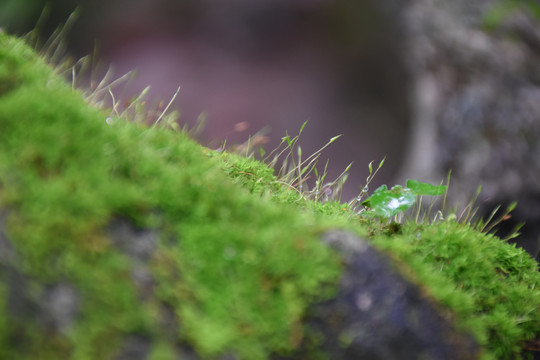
[406,179,447,196]
[362,185,417,219]
[362,185,387,208]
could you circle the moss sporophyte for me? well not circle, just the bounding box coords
[0,31,539,360]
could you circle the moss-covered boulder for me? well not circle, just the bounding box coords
[0,32,539,360]
[0,31,344,360]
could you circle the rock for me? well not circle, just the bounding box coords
[397,0,540,260]
[0,217,482,360]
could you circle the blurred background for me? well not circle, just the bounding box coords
[1,0,539,260]
[0,0,412,201]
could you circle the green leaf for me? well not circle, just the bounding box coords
[406,179,447,196]
[362,185,417,219]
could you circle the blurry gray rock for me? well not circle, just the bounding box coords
[39,282,79,334]
[106,217,158,300]
[114,334,152,360]
[398,0,540,259]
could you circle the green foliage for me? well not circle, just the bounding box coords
[362,180,447,219]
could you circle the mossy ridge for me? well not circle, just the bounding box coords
[215,151,357,223]
[217,112,540,359]
[0,32,342,359]
[200,127,540,359]
[221,119,540,359]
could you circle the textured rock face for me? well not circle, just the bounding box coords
[0,215,200,360]
[1,215,481,360]
[280,230,481,360]
[398,0,540,259]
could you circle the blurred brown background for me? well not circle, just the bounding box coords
[0,0,412,200]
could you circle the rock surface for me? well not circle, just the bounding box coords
[398,0,540,259]
[1,214,481,359]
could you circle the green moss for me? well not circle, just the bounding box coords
[214,152,279,195]
[0,32,341,359]
[216,151,358,221]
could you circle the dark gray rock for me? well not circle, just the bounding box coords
[106,217,158,262]
[106,217,159,300]
[114,334,152,360]
[0,210,15,264]
[39,282,79,334]
[280,230,481,360]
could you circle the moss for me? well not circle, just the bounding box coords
[214,151,280,196]
[0,32,341,359]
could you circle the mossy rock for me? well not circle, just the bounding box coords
[0,31,344,360]
[0,32,539,360]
